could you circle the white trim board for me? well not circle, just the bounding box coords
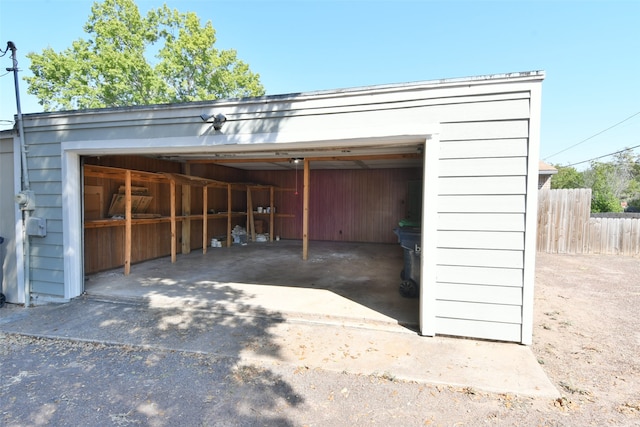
[61,127,439,316]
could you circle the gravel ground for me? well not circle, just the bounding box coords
[1,252,639,426]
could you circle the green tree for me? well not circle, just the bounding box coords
[582,151,640,212]
[550,165,584,189]
[610,151,640,208]
[583,162,624,213]
[25,0,264,111]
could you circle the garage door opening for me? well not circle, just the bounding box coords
[81,148,424,331]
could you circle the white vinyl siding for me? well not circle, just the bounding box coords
[438,249,523,269]
[435,300,522,323]
[436,283,522,305]
[25,140,65,299]
[436,265,522,287]
[440,120,529,141]
[438,195,525,213]
[439,139,528,159]
[431,92,532,342]
[435,318,522,342]
[438,213,525,231]
[0,135,18,302]
[439,176,527,195]
[439,158,527,177]
[438,231,524,250]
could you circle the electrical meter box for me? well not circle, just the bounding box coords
[26,217,47,237]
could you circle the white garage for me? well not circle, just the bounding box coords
[0,71,544,344]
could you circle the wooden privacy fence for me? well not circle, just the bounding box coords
[537,188,640,256]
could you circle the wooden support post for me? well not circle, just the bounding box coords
[181,163,191,255]
[202,186,208,254]
[302,159,310,260]
[226,184,232,247]
[247,187,256,242]
[246,187,249,237]
[182,183,191,254]
[124,170,132,275]
[269,186,275,242]
[170,180,176,263]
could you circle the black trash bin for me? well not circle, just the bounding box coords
[393,227,421,298]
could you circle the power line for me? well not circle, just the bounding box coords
[563,143,640,168]
[544,111,640,161]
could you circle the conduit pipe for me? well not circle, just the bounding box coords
[7,41,32,307]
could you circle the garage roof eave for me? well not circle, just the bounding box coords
[61,124,440,157]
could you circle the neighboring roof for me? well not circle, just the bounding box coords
[0,127,15,136]
[539,161,558,175]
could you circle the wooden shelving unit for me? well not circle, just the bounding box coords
[246,184,276,242]
[83,164,302,276]
[83,165,277,275]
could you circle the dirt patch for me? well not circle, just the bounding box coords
[532,252,640,423]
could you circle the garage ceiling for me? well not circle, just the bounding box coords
[157,143,424,170]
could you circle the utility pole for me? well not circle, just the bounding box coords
[6,41,30,190]
[5,41,32,307]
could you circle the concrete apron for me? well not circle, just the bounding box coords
[2,241,559,398]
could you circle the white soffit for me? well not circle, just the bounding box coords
[64,124,437,170]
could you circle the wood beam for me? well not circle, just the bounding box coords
[189,158,294,164]
[270,186,275,242]
[226,184,232,247]
[302,159,310,260]
[304,153,421,162]
[182,185,191,254]
[181,164,191,255]
[202,185,208,254]
[247,187,255,242]
[84,164,166,183]
[124,170,132,275]
[187,153,420,165]
[170,180,176,263]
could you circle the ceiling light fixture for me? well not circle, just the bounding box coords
[290,158,304,196]
[200,113,227,131]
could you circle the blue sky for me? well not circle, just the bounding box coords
[1,0,639,169]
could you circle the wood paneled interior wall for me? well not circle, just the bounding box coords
[246,168,423,243]
[83,155,422,274]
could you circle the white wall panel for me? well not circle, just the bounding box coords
[436,265,523,287]
[439,139,528,159]
[439,157,527,177]
[440,120,529,141]
[435,300,522,323]
[435,318,521,342]
[0,136,19,303]
[438,231,524,250]
[438,213,525,231]
[439,176,527,195]
[436,283,523,305]
[438,195,525,213]
[438,248,524,268]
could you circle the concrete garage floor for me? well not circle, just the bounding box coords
[85,240,420,332]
